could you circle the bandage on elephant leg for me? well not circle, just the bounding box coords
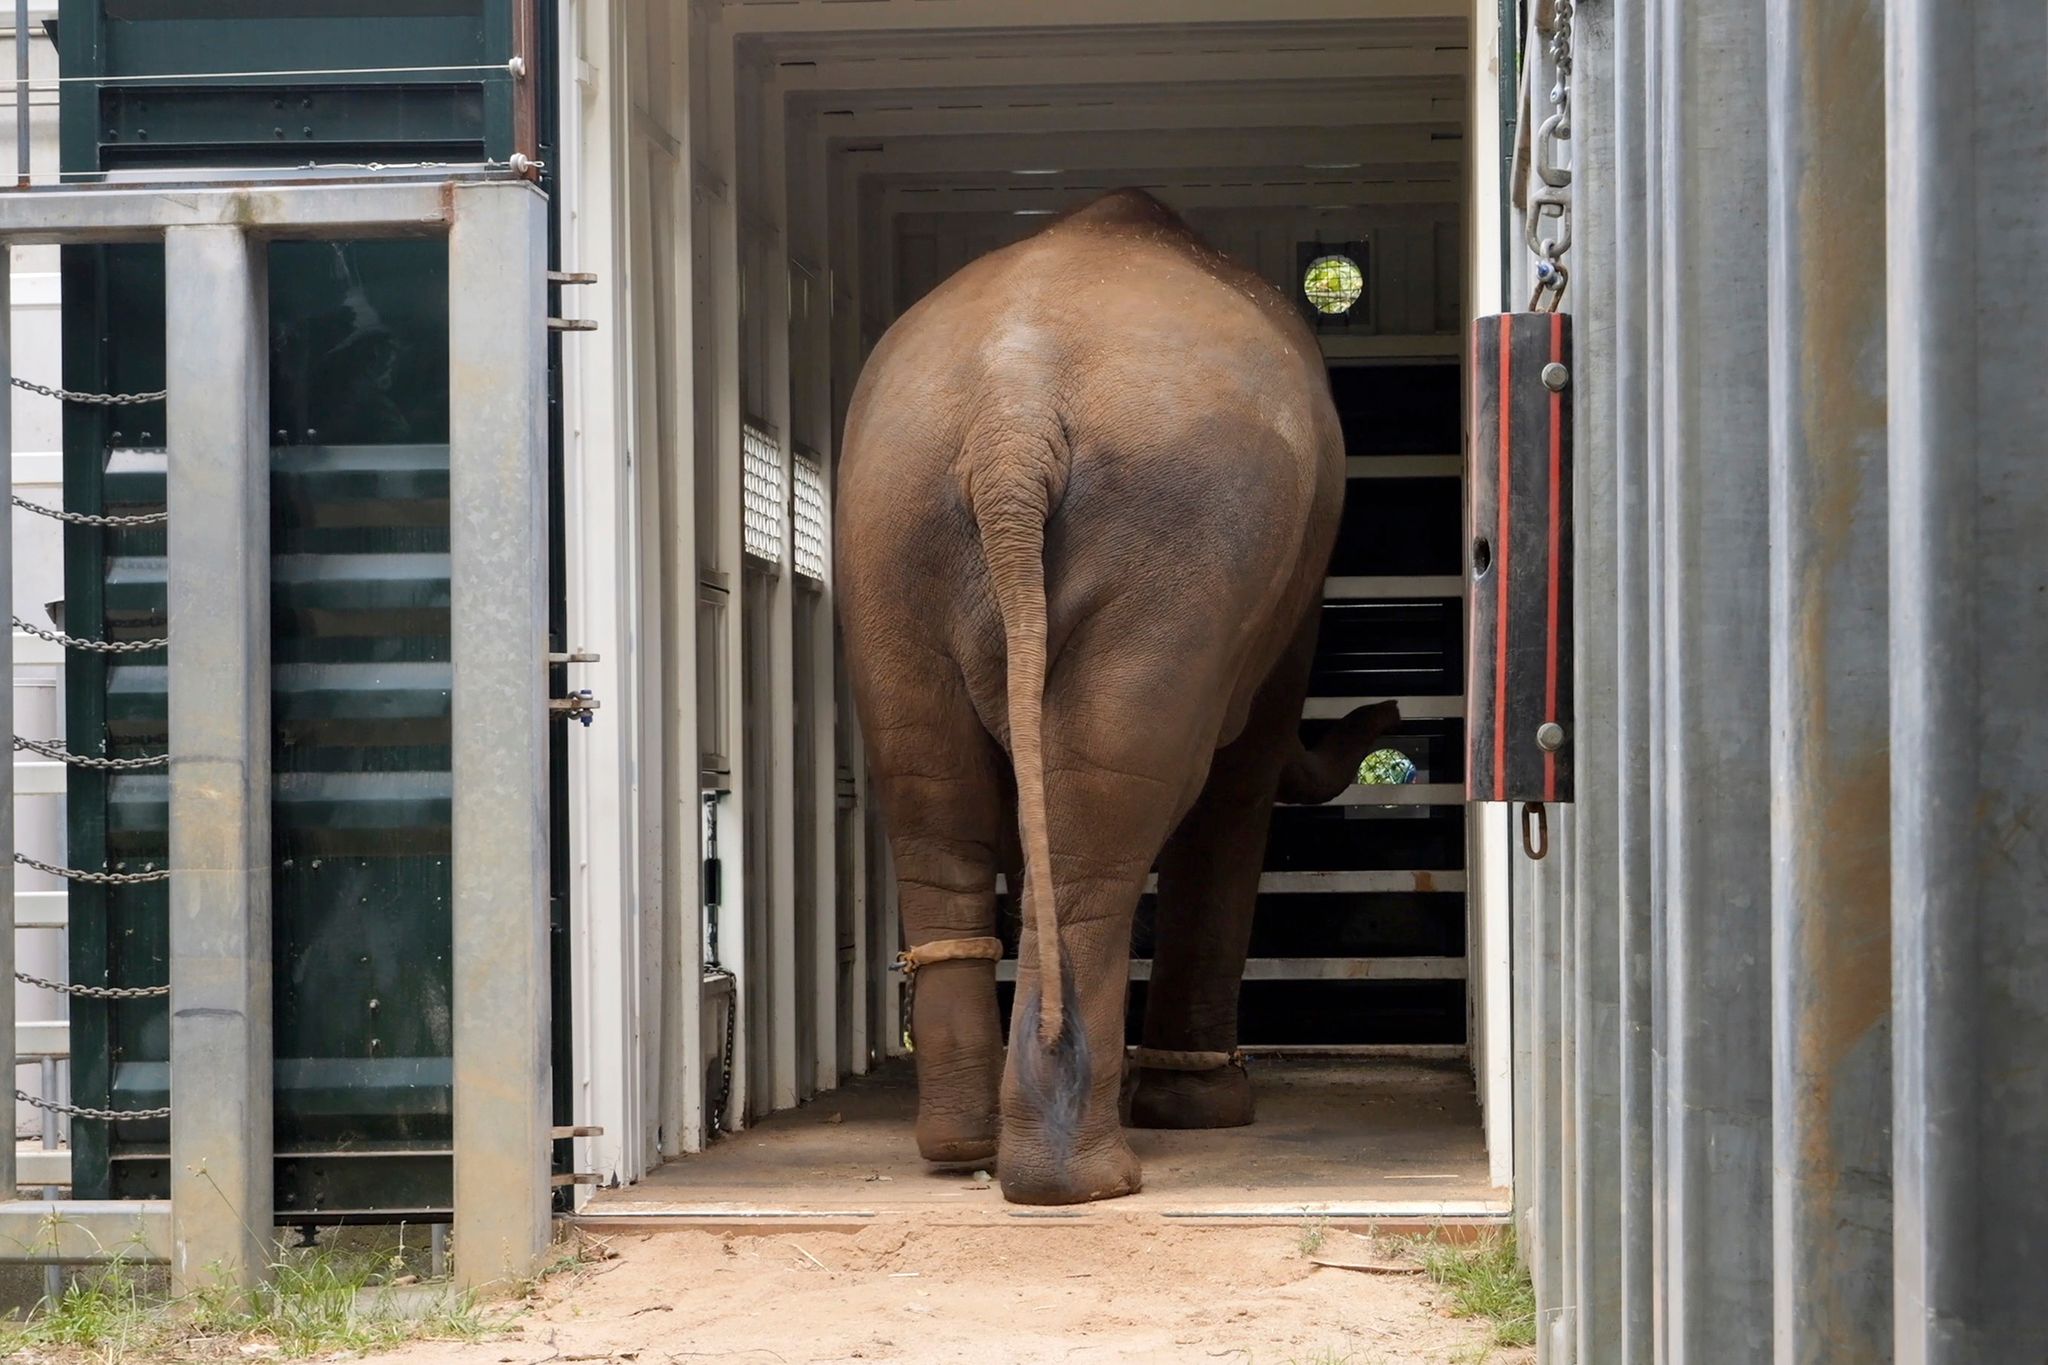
[1129,614,1312,1131]
[861,678,1010,1166]
[1128,726,1286,1130]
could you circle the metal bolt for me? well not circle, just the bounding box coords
[1542,362,1570,392]
[1536,721,1566,752]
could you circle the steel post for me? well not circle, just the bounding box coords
[1764,0,1894,1359]
[1609,0,1655,1356]
[1655,0,1775,1356]
[164,225,274,1293]
[448,179,553,1288]
[1886,3,2048,1359]
[1,249,13,1203]
[1529,832,1566,1343]
[1566,2,1625,1352]
[1640,0,1670,1355]
[13,0,26,185]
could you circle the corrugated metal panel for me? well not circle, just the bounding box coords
[1516,0,2048,1357]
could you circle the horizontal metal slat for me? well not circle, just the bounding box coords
[108,771,451,848]
[11,761,65,796]
[16,1020,70,1059]
[1314,782,1466,807]
[16,1149,72,1188]
[1304,694,1463,721]
[1324,575,1465,599]
[1345,455,1463,479]
[995,956,1467,982]
[996,870,1466,895]
[13,891,68,929]
[0,1200,169,1263]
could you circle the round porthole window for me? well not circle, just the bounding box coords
[1303,253,1364,315]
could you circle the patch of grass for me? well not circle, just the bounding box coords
[0,1233,507,1363]
[1407,1230,1537,1349]
[1296,1213,1330,1257]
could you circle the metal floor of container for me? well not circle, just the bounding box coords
[580,1057,1503,1226]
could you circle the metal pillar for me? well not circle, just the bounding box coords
[1567,2,1625,1351]
[165,225,275,1292]
[1764,0,1893,1359]
[1,248,13,1203]
[1654,0,1775,1357]
[448,178,553,1288]
[1608,0,1655,1355]
[1640,1,1671,1356]
[1886,3,2048,1360]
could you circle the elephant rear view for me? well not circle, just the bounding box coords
[836,188,1398,1205]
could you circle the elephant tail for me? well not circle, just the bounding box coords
[970,450,1066,1049]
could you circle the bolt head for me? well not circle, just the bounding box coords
[1536,721,1567,752]
[1541,362,1570,392]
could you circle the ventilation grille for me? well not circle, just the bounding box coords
[742,421,783,567]
[792,449,828,582]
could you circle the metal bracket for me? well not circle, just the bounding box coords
[549,689,600,726]
[548,317,597,332]
[547,649,601,665]
[548,271,597,286]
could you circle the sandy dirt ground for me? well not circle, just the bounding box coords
[370,1219,1531,1365]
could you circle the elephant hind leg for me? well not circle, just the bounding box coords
[862,664,1010,1165]
[1126,724,1284,1130]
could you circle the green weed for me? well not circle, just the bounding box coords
[0,1233,502,1363]
[1407,1230,1537,1349]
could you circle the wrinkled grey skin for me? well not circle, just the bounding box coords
[835,188,1400,1204]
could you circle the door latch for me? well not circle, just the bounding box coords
[549,649,601,726]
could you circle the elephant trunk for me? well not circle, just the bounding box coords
[970,439,1065,1048]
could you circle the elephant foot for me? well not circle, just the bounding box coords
[1126,1063,1255,1129]
[996,1128,1143,1205]
[915,1110,999,1165]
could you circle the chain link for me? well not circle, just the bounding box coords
[15,969,169,999]
[12,494,166,528]
[14,852,169,885]
[10,376,166,407]
[1527,0,1575,311]
[14,734,168,770]
[705,966,737,1137]
[16,1088,170,1122]
[13,616,166,655]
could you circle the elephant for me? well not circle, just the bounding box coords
[835,187,1403,1205]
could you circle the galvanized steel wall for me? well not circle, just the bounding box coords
[1521,0,2048,1358]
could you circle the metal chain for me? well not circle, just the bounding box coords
[10,376,166,407]
[16,1089,170,1122]
[13,616,166,655]
[14,734,168,770]
[11,494,165,528]
[14,852,169,885]
[15,969,169,1000]
[1527,0,1575,311]
[894,954,918,1055]
[706,966,737,1137]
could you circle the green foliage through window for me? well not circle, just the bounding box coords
[1303,253,1364,314]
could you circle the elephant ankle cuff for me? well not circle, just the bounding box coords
[1129,1046,1247,1073]
[895,936,1004,973]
